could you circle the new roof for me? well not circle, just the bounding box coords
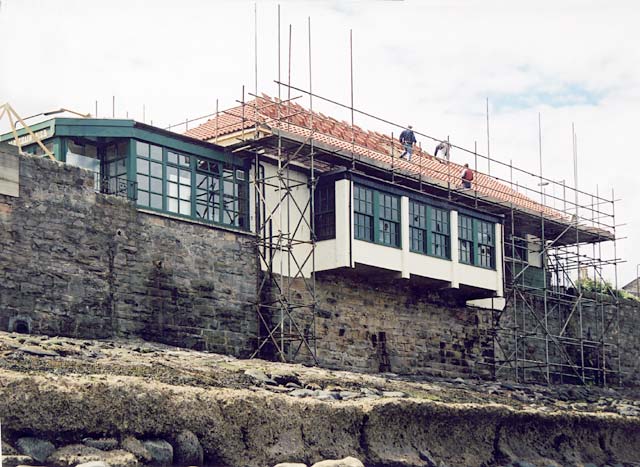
[185,95,611,242]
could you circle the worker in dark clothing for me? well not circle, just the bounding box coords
[434,140,450,163]
[399,126,416,161]
[461,163,473,189]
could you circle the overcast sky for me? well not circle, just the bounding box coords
[1,0,639,285]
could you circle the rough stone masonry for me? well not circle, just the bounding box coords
[0,144,257,356]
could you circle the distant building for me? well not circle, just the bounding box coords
[623,278,640,298]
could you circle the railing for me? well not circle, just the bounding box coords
[99,176,137,201]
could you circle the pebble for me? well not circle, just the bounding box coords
[16,437,55,463]
[311,457,364,467]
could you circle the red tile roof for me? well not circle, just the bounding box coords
[185,95,567,221]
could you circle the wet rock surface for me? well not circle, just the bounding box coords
[0,331,639,467]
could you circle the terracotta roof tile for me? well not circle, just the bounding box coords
[185,96,569,221]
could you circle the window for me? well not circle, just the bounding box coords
[314,183,335,240]
[431,207,450,259]
[167,151,192,216]
[477,219,495,268]
[102,141,129,197]
[136,141,163,210]
[195,159,247,228]
[195,160,221,223]
[409,201,427,254]
[354,184,400,248]
[378,192,400,247]
[354,185,374,242]
[459,215,495,269]
[458,215,474,265]
[410,200,450,259]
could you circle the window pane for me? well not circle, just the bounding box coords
[150,177,163,194]
[167,197,178,213]
[137,158,149,175]
[167,151,178,165]
[150,162,162,178]
[167,181,178,198]
[167,166,178,182]
[179,185,191,200]
[180,200,191,215]
[150,145,162,161]
[150,193,162,209]
[136,174,149,191]
[179,170,191,185]
[136,141,149,158]
[138,191,149,206]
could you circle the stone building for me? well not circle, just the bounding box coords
[0,98,627,383]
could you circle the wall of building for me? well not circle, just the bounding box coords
[0,147,258,355]
[281,270,496,378]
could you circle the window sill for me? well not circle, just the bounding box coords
[136,207,254,236]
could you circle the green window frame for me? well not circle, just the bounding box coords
[409,200,450,259]
[166,151,192,217]
[195,159,247,228]
[136,141,164,210]
[458,215,495,269]
[354,185,374,242]
[354,184,400,248]
[314,183,336,240]
[135,139,248,229]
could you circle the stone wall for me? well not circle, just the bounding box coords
[276,271,496,379]
[0,147,258,356]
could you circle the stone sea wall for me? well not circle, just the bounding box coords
[0,145,258,356]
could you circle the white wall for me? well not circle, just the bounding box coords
[252,166,505,296]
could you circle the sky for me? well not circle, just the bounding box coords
[1,0,639,285]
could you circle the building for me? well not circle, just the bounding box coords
[0,96,626,384]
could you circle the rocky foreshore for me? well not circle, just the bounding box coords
[1,332,639,467]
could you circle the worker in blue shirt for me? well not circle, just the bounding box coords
[399,126,417,161]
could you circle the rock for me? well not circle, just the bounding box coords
[514,462,537,467]
[360,388,380,397]
[338,391,360,400]
[120,436,152,463]
[2,441,19,455]
[83,438,119,451]
[272,373,301,386]
[16,437,55,463]
[47,444,137,467]
[274,463,308,467]
[382,391,407,398]
[617,404,640,416]
[142,440,173,466]
[418,449,437,467]
[311,457,364,467]
[174,430,203,466]
[76,462,109,467]
[244,369,277,385]
[289,389,315,398]
[315,390,339,401]
[17,345,59,357]
[1,455,37,467]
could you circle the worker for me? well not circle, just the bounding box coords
[460,163,473,189]
[399,125,417,161]
[434,140,450,163]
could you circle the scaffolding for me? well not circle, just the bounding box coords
[176,85,621,383]
[165,12,622,382]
